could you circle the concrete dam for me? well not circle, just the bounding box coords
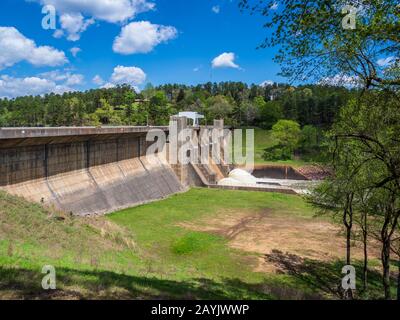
[0,118,306,215]
[0,121,224,216]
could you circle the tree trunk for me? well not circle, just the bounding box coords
[343,193,354,300]
[397,255,400,301]
[380,201,399,300]
[346,226,352,265]
[362,211,368,292]
[381,239,391,300]
[362,230,368,292]
[343,193,354,266]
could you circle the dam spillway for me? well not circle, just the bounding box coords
[0,126,185,216]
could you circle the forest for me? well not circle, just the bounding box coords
[0,82,353,130]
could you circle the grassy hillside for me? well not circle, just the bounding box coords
[0,189,388,299]
[243,128,308,167]
[0,191,140,299]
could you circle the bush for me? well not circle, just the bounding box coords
[263,144,293,161]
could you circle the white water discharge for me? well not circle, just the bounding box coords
[218,168,318,194]
[228,169,258,184]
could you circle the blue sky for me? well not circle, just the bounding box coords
[0,0,284,98]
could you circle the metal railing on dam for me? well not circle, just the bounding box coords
[0,126,169,145]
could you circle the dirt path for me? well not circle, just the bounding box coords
[178,209,380,273]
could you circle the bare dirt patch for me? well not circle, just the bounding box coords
[178,210,380,273]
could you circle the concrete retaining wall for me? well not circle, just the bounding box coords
[0,121,234,215]
[208,184,298,195]
[252,165,308,180]
[0,134,184,216]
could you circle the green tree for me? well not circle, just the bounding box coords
[66,97,85,126]
[206,95,234,122]
[239,0,400,88]
[0,107,11,126]
[263,120,301,160]
[271,120,301,150]
[332,94,400,299]
[92,99,122,125]
[149,91,170,125]
[310,92,400,299]
[299,125,318,150]
[240,0,400,299]
[255,96,283,129]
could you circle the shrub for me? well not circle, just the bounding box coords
[263,144,293,161]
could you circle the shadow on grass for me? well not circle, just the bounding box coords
[1,252,389,300]
[265,250,386,300]
[0,266,274,300]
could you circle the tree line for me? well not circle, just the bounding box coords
[0,82,354,130]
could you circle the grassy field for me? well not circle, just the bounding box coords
[242,128,308,167]
[0,189,392,299]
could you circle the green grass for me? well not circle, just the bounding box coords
[240,128,309,167]
[171,232,220,255]
[0,189,395,299]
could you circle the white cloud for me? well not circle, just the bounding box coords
[212,6,220,14]
[38,70,68,82]
[92,75,105,85]
[101,82,116,89]
[98,65,146,90]
[377,56,397,67]
[319,74,361,87]
[0,75,74,98]
[110,65,146,85]
[0,69,85,98]
[70,47,81,57]
[39,69,85,86]
[59,13,94,41]
[65,73,84,86]
[32,0,155,23]
[53,29,64,39]
[30,0,156,40]
[212,52,240,69]
[260,80,274,87]
[113,21,178,54]
[270,2,279,10]
[0,26,67,70]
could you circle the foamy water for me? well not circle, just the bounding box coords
[218,168,318,194]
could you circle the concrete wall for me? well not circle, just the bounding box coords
[0,120,232,215]
[252,165,308,180]
[0,133,184,216]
